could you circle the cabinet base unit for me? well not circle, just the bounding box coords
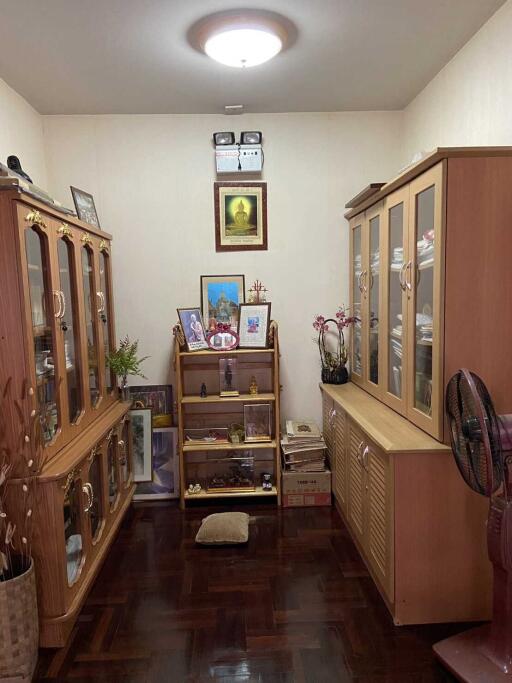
[321,382,492,625]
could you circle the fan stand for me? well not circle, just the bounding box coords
[434,499,512,681]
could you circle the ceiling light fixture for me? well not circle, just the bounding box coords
[189,10,293,69]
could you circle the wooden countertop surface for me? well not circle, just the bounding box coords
[320,382,450,455]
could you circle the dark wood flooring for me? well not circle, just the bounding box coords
[35,502,468,682]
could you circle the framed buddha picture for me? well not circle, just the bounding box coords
[214,182,267,251]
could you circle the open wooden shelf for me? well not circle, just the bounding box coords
[184,440,277,452]
[184,485,278,500]
[181,392,275,404]
[180,348,274,357]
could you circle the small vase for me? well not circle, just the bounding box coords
[120,382,130,402]
[0,557,39,683]
[321,366,348,385]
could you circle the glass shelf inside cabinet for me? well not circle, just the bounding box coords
[414,185,435,416]
[388,202,405,399]
[25,227,59,443]
[64,478,83,585]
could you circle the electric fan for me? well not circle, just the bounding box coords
[434,369,512,682]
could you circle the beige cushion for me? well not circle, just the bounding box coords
[195,512,250,545]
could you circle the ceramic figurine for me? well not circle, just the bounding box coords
[7,155,33,183]
[200,382,207,398]
[262,473,272,491]
[249,376,259,395]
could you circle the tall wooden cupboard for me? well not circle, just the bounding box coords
[325,147,512,624]
[0,187,134,646]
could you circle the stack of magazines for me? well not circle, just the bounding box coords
[281,419,327,472]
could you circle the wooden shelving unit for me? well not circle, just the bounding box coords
[174,324,281,507]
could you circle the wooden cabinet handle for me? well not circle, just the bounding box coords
[82,483,93,512]
[405,261,413,291]
[53,290,62,318]
[399,262,407,291]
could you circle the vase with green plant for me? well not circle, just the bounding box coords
[313,306,355,385]
[106,335,149,400]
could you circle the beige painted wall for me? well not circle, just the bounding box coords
[43,112,403,422]
[0,77,47,187]
[403,0,512,161]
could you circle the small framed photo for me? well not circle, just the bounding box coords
[219,357,239,397]
[201,274,245,332]
[130,408,153,482]
[214,182,267,252]
[244,403,272,442]
[129,384,173,427]
[133,427,179,500]
[238,303,271,348]
[70,186,100,228]
[177,308,208,351]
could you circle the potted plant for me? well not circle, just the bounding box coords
[106,335,149,400]
[0,379,46,682]
[313,306,354,385]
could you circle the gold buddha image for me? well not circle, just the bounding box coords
[225,195,257,235]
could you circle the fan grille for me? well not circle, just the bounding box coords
[446,370,503,496]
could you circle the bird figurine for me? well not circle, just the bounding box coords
[7,155,33,184]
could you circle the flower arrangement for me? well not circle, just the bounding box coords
[313,306,355,384]
[106,335,149,398]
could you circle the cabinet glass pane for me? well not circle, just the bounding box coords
[108,438,118,508]
[81,247,100,406]
[352,224,362,376]
[25,227,59,443]
[368,216,380,385]
[414,185,435,415]
[388,203,405,398]
[119,421,131,485]
[89,452,104,541]
[99,252,114,393]
[57,239,82,423]
[64,478,83,585]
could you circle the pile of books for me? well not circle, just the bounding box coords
[281,419,327,472]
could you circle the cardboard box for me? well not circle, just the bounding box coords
[281,470,332,507]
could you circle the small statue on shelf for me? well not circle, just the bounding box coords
[249,376,259,395]
[200,382,207,398]
[224,362,233,391]
[188,483,202,495]
[262,473,272,491]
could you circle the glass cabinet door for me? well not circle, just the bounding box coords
[366,207,381,390]
[98,249,115,395]
[63,477,84,586]
[383,188,409,413]
[407,162,444,439]
[119,419,132,487]
[107,435,120,510]
[24,225,60,444]
[87,449,105,543]
[81,245,101,407]
[57,237,83,425]
[350,217,364,384]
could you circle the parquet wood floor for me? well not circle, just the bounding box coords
[35,502,467,682]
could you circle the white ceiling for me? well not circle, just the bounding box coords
[0,0,505,115]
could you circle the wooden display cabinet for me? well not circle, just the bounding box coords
[347,148,512,441]
[174,326,281,506]
[0,186,134,647]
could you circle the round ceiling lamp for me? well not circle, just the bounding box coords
[189,10,294,69]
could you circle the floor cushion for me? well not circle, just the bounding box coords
[195,512,250,545]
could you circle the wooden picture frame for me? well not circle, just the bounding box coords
[177,307,208,351]
[214,182,267,252]
[238,303,271,349]
[133,427,179,500]
[200,274,245,332]
[70,186,100,228]
[130,408,153,482]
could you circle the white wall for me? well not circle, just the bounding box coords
[403,0,512,161]
[0,78,47,187]
[43,112,403,423]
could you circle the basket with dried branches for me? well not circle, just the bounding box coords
[0,377,47,682]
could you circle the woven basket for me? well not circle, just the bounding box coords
[0,559,38,683]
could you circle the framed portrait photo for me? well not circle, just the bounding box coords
[70,186,100,228]
[177,308,208,351]
[214,182,267,252]
[133,427,179,501]
[238,303,271,349]
[130,408,153,482]
[200,274,245,333]
[129,384,173,427]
